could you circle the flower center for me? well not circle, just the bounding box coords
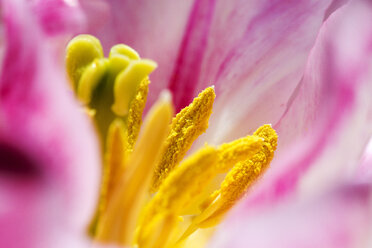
[65,35,278,248]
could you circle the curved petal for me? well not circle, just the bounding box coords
[226,0,372,215]
[91,1,339,136]
[189,0,339,146]
[210,184,372,248]
[0,0,100,247]
[356,137,372,183]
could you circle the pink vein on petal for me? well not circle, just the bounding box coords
[241,0,372,208]
[168,0,216,111]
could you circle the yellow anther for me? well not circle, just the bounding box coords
[109,44,140,60]
[127,78,150,151]
[151,86,216,192]
[180,135,264,216]
[180,125,277,240]
[217,135,266,173]
[253,124,278,151]
[112,60,157,116]
[96,92,173,246]
[66,34,104,89]
[77,58,108,104]
[136,145,219,246]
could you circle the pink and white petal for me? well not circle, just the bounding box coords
[79,0,110,33]
[210,185,372,248]
[29,0,109,67]
[30,0,109,36]
[91,0,194,108]
[356,137,372,183]
[229,0,372,213]
[0,0,100,247]
[178,0,339,146]
[30,0,85,36]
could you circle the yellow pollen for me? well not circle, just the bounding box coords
[127,78,150,151]
[217,135,267,173]
[180,125,277,240]
[151,86,216,192]
[212,125,277,215]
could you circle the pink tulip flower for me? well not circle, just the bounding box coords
[1,0,372,248]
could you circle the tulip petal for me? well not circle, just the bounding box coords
[0,0,100,247]
[356,137,372,183]
[92,1,339,125]
[30,0,85,35]
[210,184,372,248]
[29,0,109,69]
[209,3,372,246]
[258,0,372,202]
[182,0,344,147]
[219,0,372,216]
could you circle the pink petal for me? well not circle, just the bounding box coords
[91,1,338,130]
[29,0,109,69]
[0,0,100,247]
[210,184,372,248]
[79,0,110,34]
[356,137,372,183]
[189,0,340,146]
[30,0,86,36]
[225,0,372,216]
[213,2,372,246]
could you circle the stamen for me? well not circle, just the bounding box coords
[151,86,216,192]
[136,145,219,247]
[112,60,157,116]
[96,92,173,246]
[217,135,267,173]
[65,35,104,89]
[180,135,265,216]
[127,78,150,151]
[180,125,277,240]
